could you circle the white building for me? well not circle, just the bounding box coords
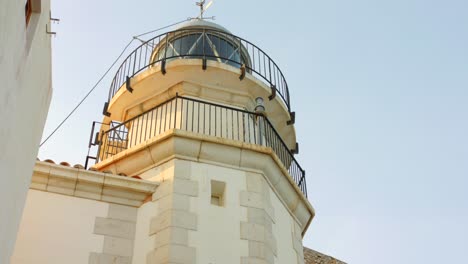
[0,0,52,263]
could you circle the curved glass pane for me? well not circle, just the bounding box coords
[154,32,244,68]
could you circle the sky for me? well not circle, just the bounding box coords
[39,0,468,263]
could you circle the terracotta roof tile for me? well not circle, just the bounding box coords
[37,159,144,181]
[73,164,84,169]
[303,247,346,264]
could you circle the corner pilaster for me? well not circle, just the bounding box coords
[90,204,138,263]
[147,160,199,264]
[240,172,277,264]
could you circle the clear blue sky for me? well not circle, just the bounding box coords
[40,0,468,263]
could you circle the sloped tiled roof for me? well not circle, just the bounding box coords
[304,247,346,264]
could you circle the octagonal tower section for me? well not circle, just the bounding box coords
[89,19,314,264]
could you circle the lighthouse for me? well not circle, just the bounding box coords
[12,17,316,264]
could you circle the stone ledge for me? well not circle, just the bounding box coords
[30,161,158,207]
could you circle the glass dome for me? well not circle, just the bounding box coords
[151,20,250,68]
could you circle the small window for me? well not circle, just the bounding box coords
[25,0,32,26]
[210,180,226,207]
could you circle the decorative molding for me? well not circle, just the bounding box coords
[31,161,158,207]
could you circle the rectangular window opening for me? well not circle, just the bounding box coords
[25,0,32,26]
[210,180,226,207]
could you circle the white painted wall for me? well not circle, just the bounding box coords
[11,190,108,264]
[136,158,301,264]
[0,0,53,262]
[270,185,300,263]
[132,200,158,264]
[132,160,172,263]
[189,162,249,264]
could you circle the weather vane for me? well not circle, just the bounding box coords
[196,0,214,19]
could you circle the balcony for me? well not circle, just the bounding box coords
[93,95,307,197]
[106,27,292,113]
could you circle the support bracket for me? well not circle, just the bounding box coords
[102,102,111,117]
[45,24,56,36]
[287,111,295,125]
[126,76,133,93]
[291,142,299,154]
[202,58,207,70]
[161,60,167,75]
[269,85,276,101]
[239,64,246,80]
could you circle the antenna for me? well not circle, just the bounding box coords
[196,0,214,19]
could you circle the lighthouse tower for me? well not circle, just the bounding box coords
[12,17,315,264]
[91,18,314,263]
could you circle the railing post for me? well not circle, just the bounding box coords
[96,131,104,163]
[88,121,96,148]
[268,60,272,85]
[257,115,265,146]
[132,51,137,76]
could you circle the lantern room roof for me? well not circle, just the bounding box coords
[175,19,232,34]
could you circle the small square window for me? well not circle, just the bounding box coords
[211,195,221,206]
[210,180,225,207]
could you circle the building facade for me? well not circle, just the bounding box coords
[0,0,53,262]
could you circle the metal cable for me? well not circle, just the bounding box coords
[39,38,134,147]
[39,18,192,148]
[133,18,192,38]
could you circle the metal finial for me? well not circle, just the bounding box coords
[196,0,213,19]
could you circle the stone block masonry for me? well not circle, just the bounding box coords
[90,204,138,263]
[147,161,199,264]
[240,172,277,264]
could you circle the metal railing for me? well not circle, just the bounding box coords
[107,28,292,112]
[96,95,306,197]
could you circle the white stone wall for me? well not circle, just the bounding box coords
[11,189,142,264]
[271,186,304,264]
[133,158,302,264]
[189,161,249,264]
[12,155,305,264]
[11,190,108,264]
[13,162,158,264]
[0,0,53,262]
